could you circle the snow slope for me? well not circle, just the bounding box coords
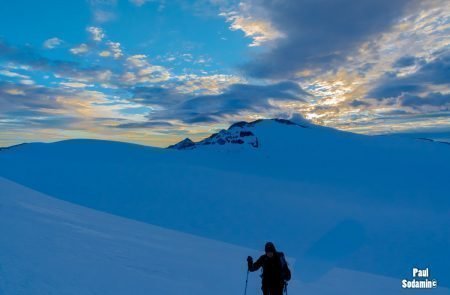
[0,177,259,295]
[0,119,449,291]
[2,177,448,295]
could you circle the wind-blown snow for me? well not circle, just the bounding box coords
[0,119,449,293]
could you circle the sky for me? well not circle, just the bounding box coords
[0,0,449,147]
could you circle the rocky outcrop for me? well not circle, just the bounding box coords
[167,118,307,150]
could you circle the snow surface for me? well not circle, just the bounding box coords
[2,177,448,295]
[0,177,259,295]
[0,119,449,293]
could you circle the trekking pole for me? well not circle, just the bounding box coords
[243,269,249,295]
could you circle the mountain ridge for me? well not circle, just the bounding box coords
[1,118,449,151]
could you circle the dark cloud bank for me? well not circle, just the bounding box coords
[241,0,419,79]
[121,81,310,126]
[367,53,450,109]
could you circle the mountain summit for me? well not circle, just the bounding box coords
[168,118,309,150]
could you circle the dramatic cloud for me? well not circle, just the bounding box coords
[0,81,63,112]
[0,41,114,83]
[116,120,173,128]
[129,81,310,124]
[175,74,245,95]
[131,86,186,107]
[399,92,450,109]
[265,1,450,134]
[219,2,283,47]
[392,55,422,68]
[368,53,450,100]
[239,0,419,78]
[0,80,135,131]
[1,0,448,146]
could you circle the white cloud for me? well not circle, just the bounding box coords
[175,74,245,95]
[87,26,105,42]
[70,44,89,55]
[5,88,25,96]
[219,3,283,47]
[126,54,149,67]
[182,53,193,62]
[19,79,35,85]
[96,70,113,82]
[107,41,123,59]
[72,70,113,83]
[99,51,111,57]
[121,72,137,84]
[43,37,63,49]
[121,66,171,84]
[60,82,91,88]
[121,54,171,84]
[0,70,29,79]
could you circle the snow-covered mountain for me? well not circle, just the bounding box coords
[168,119,306,149]
[0,118,449,293]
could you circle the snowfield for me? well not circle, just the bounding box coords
[2,177,448,295]
[0,119,449,294]
[0,177,262,295]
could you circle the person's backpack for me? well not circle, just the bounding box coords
[279,252,291,281]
